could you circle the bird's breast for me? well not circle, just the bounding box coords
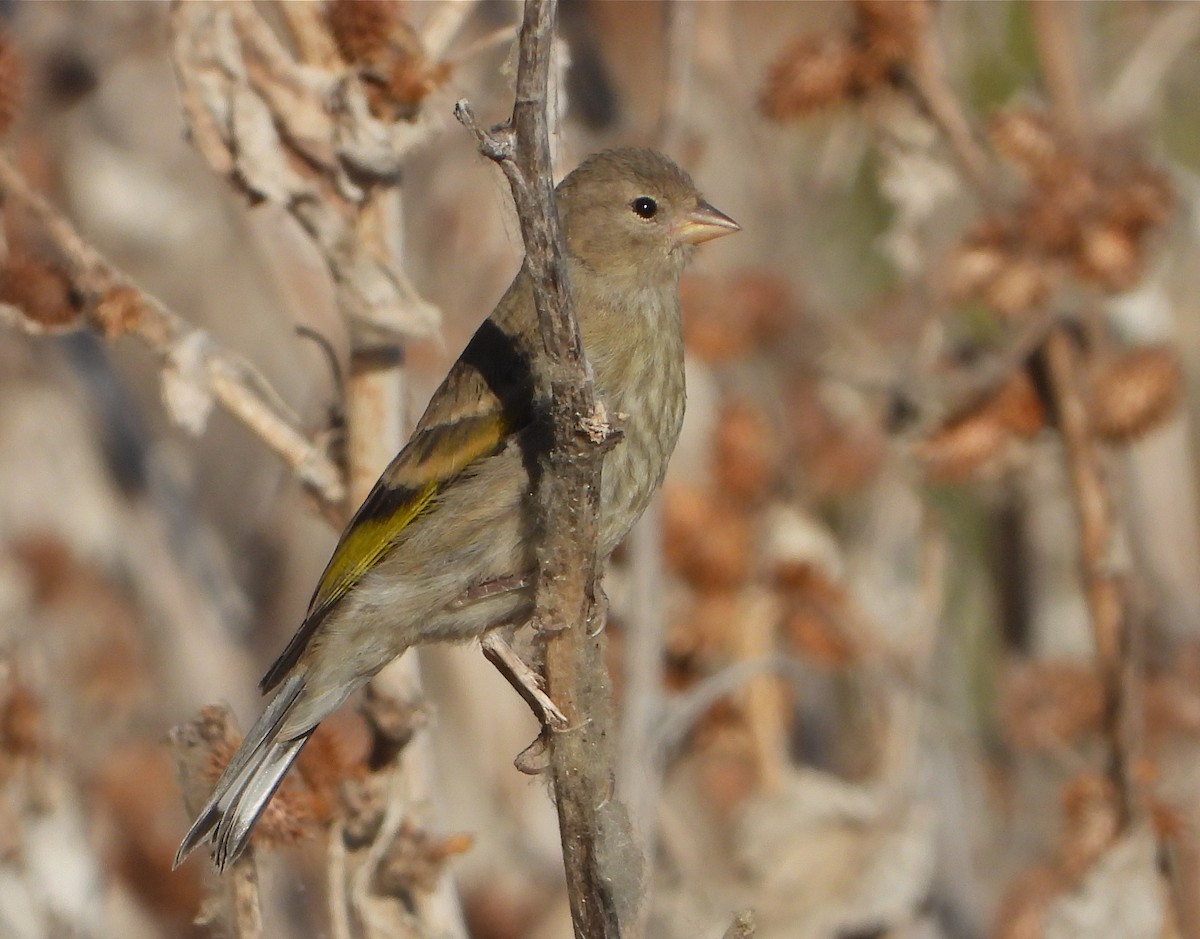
[591,318,686,556]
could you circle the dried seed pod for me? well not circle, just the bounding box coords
[374,822,473,897]
[778,563,856,666]
[663,485,755,590]
[983,254,1055,320]
[1104,166,1173,234]
[1090,345,1183,443]
[917,410,1010,483]
[725,270,794,348]
[1074,221,1142,292]
[1020,191,1084,255]
[296,723,359,824]
[681,275,757,363]
[0,29,21,138]
[854,0,925,68]
[1000,662,1104,751]
[91,284,141,339]
[944,240,1009,302]
[987,371,1047,439]
[988,109,1061,177]
[1058,772,1120,877]
[0,682,41,764]
[327,0,442,120]
[714,399,781,506]
[667,592,744,681]
[760,32,861,121]
[0,253,77,328]
[327,0,402,65]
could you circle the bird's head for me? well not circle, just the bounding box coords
[556,148,739,282]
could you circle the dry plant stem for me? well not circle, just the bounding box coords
[905,5,993,196]
[1031,1,1089,147]
[1032,0,1144,834]
[169,708,264,939]
[0,154,346,514]
[734,588,787,793]
[457,0,635,935]
[1042,329,1133,821]
[657,0,696,156]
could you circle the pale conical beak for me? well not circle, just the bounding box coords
[677,199,741,245]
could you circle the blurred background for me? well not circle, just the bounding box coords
[1,2,1199,938]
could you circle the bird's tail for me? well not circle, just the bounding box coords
[174,674,311,872]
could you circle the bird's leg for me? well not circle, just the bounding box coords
[480,632,569,730]
[447,573,531,609]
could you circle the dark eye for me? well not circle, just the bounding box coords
[631,196,658,219]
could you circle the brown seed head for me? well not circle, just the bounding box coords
[1104,166,1173,234]
[1059,772,1120,876]
[1089,345,1183,443]
[1000,662,1104,751]
[0,682,41,762]
[327,0,401,65]
[989,109,1061,177]
[986,371,1047,439]
[663,485,754,591]
[983,254,1056,320]
[681,275,756,363]
[91,284,142,339]
[374,822,474,898]
[944,240,1009,302]
[854,0,925,71]
[0,253,77,328]
[918,410,1010,483]
[714,399,781,506]
[0,29,22,138]
[1075,222,1142,292]
[760,32,861,121]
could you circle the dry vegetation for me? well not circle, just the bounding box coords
[2,2,1200,938]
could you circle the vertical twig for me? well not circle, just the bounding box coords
[455,0,637,936]
[1041,330,1134,819]
[905,4,994,195]
[1031,1,1089,147]
[1031,5,1140,829]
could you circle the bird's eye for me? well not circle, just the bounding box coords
[631,196,658,219]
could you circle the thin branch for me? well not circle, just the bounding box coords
[1041,329,1135,823]
[456,1,635,936]
[0,154,346,514]
[1032,0,1143,835]
[1031,0,1089,147]
[904,6,995,197]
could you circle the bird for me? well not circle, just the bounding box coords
[174,147,739,871]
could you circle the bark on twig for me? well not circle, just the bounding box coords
[455,1,637,936]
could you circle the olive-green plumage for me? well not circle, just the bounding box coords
[175,148,739,871]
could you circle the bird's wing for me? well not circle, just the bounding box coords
[260,291,537,694]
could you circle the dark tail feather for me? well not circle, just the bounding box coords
[174,674,310,871]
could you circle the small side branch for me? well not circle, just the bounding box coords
[0,154,346,515]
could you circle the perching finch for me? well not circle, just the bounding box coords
[175,148,739,871]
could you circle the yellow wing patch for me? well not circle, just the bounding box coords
[306,411,509,621]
